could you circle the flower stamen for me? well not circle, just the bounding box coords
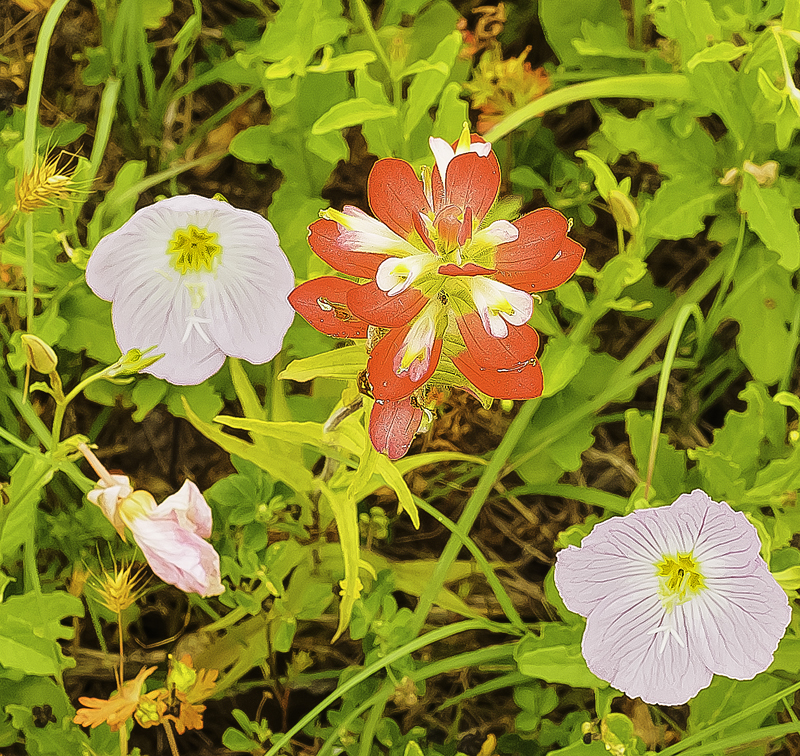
[168,225,221,274]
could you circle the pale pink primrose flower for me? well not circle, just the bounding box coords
[82,445,224,597]
[85,194,295,385]
[554,489,791,706]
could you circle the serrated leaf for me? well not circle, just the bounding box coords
[643,175,723,240]
[738,173,800,271]
[722,244,794,384]
[1,456,54,564]
[515,624,607,688]
[687,41,750,70]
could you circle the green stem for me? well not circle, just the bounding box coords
[659,680,800,756]
[483,74,693,142]
[412,494,527,632]
[643,304,704,499]
[350,0,393,89]
[21,0,72,328]
[22,0,72,172]
[263,619,507,756]
[701,213,746,356]
[358,697,386,756]
[24,214,34,328]
[405,398,543,640]
[88,76,121,182]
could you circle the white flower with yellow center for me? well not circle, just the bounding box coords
[554,490,791,706]
[86,195,295,385]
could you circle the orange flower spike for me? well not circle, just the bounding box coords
[74,666,157,731]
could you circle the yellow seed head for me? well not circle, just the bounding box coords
[88,560,148,614]
[15,149,88,214]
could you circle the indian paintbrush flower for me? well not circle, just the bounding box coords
[80,444,224,597]
[85,194,295,385]
[289,125,584,458]
[554,490,791,705]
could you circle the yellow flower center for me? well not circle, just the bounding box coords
[168,225,221,274]
[656,552,705,607]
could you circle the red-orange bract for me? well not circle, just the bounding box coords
[290,127,584,458]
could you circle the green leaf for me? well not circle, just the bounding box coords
[311,98,398,135]
[279,345,367,382]
[1,456,53,564]
[403,31,461,139]
[539,0,632,69]
[539,338,591,398]
[318,482,361,641]
[257,0,349,69]
[652,0,721,64]
[515,624,607,688]
[688,41,750,70]
[183,399,315,493]
[0,592,83,676]
[738,173,800,271]
[722,245,795,385]
[575,150,617,200]
[230,125,276,164]
[643,175,724,241]
[86,160,147,247]
[431,81,468,142]
[573,22,647,60]
[624,408,688,504]
[57,284,118,363]
[699,382,785,482]
[598,107,716,179]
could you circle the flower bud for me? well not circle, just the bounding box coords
[608,190,639,232]
[743,159,778,187]
[107,346,164,377]
[20,334,58,373]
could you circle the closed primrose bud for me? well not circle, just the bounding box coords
[20,333,58,373]
[608,189,639,232]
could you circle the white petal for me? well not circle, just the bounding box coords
[470,277,533,337]
[684,568,791,679]
[202,212,295,364]
[472,141,492,157]
[150,480,213,538]
[472,219,519,246]
[111,268,226,385]
[324,206,419,256]
[129,514,224,596]
[395,304,439,381]
[554,543,660,617]
[376,254,435,295]
[583,591,711,705]
[428,137,455,184]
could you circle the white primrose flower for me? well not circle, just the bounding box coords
[86,195,295,385]
[554,490,791,706]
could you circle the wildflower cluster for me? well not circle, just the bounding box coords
[74,655,217,735]
[290,126,583,458]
